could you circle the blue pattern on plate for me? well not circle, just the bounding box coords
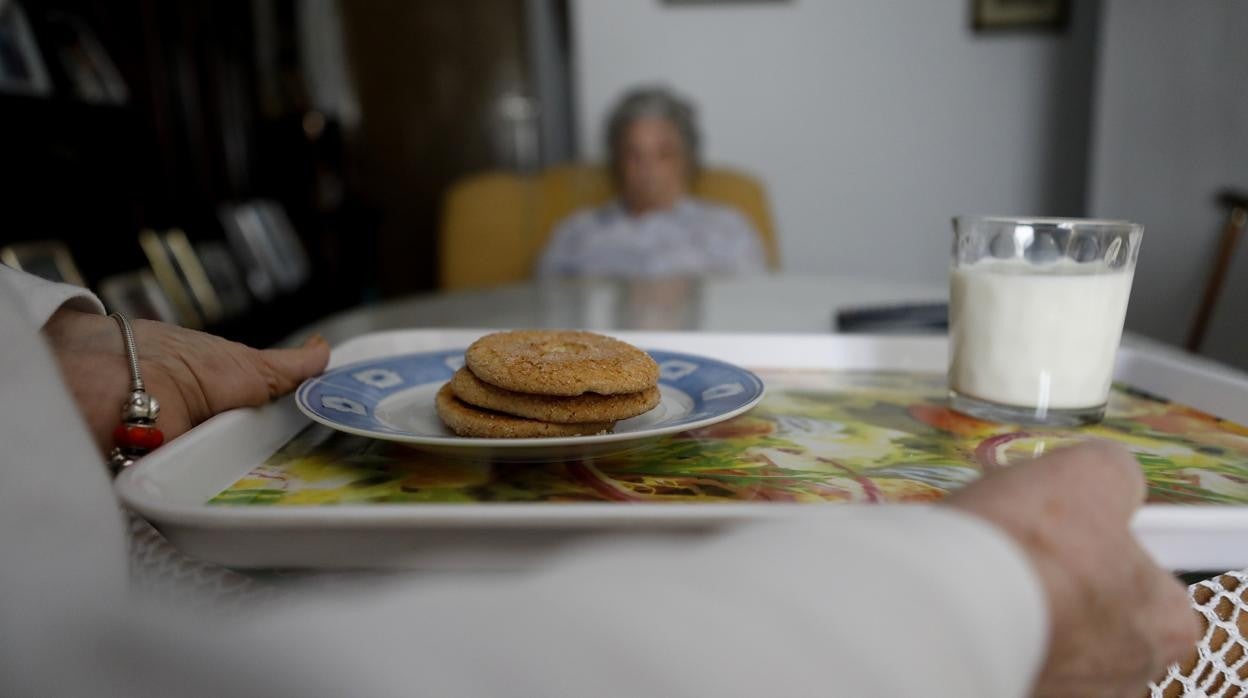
[297,349,764,437]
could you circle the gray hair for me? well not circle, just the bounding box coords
[605,86,701,179]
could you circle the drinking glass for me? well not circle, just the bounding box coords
[948,216,1144,426]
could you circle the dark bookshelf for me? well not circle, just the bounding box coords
[1,0,364,346]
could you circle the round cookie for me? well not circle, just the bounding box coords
[465,330,659,397]
[450,368,660,424]
[435,383,614,438]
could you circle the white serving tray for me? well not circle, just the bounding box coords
[116,330,1248,571]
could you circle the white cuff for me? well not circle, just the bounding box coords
[0,265,106,328]
[749,505,1049,696]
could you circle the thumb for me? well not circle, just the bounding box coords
[1042,440,1148,522]
[946,440,1146,528]
[253,334,331,397]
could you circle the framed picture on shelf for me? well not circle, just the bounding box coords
[219,200,310,301]
[0,240,85,286]
[219,202,277,302]
[194,240,251,320]
[98,270,180,324]
[138,228,207,328]
[254,200,311,290]
[44,12,128,103]
[972,0,1068,32]
[0,1,52,96]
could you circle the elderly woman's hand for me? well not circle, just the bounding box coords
[946,442,1199,697]
[42,308,330,456]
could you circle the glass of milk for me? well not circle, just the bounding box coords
[948,216,1143,426]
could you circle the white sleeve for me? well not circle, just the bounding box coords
[0,265,105,327]
[211,507,1047,698]
[61,508,1047,698]
[0,269,1049,697]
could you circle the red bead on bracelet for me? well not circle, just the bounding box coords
[107,312,163,473]
[113,423,165,451]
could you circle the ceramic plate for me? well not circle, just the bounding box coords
[295,348,765,461]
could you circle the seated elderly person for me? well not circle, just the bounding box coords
[537,87,766,277]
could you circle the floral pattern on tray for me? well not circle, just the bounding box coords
[210,370,1248,507]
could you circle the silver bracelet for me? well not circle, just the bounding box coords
[107,312,163,475]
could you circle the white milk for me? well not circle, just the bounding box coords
[949,259,1135,410]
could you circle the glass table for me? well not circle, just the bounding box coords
[291,273,947,345]
[289,273,1223,385]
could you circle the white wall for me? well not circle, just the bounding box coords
[570,0,1097,284]
[1089,1,1248,369]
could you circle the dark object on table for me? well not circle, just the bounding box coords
[836,302,948,334]
[1187,189,1248,352]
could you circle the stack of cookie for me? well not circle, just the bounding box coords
[435,330,661,438]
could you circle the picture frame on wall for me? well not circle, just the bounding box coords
[972,0,1069,32]
[661,0,790,5]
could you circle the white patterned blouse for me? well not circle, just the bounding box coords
[537,198,767,278]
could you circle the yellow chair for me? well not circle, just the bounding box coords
[438,164,779,290]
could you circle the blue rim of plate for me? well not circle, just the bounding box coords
[295,348,765,447]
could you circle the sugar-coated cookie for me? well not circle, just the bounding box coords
[465,330,659,397]
[450,367,659,423]
[435,383,614,438]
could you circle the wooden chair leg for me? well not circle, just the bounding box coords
[1187,200,1248,352]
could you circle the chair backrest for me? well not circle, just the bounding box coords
[438,164,779,290]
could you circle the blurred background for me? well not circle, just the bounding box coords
[1,0,1245,369]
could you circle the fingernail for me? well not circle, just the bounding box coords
[303,333,328,348]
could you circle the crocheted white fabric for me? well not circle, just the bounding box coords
[1152,571,1248,697]
[127,514,404,607]
[127,514,283,611]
